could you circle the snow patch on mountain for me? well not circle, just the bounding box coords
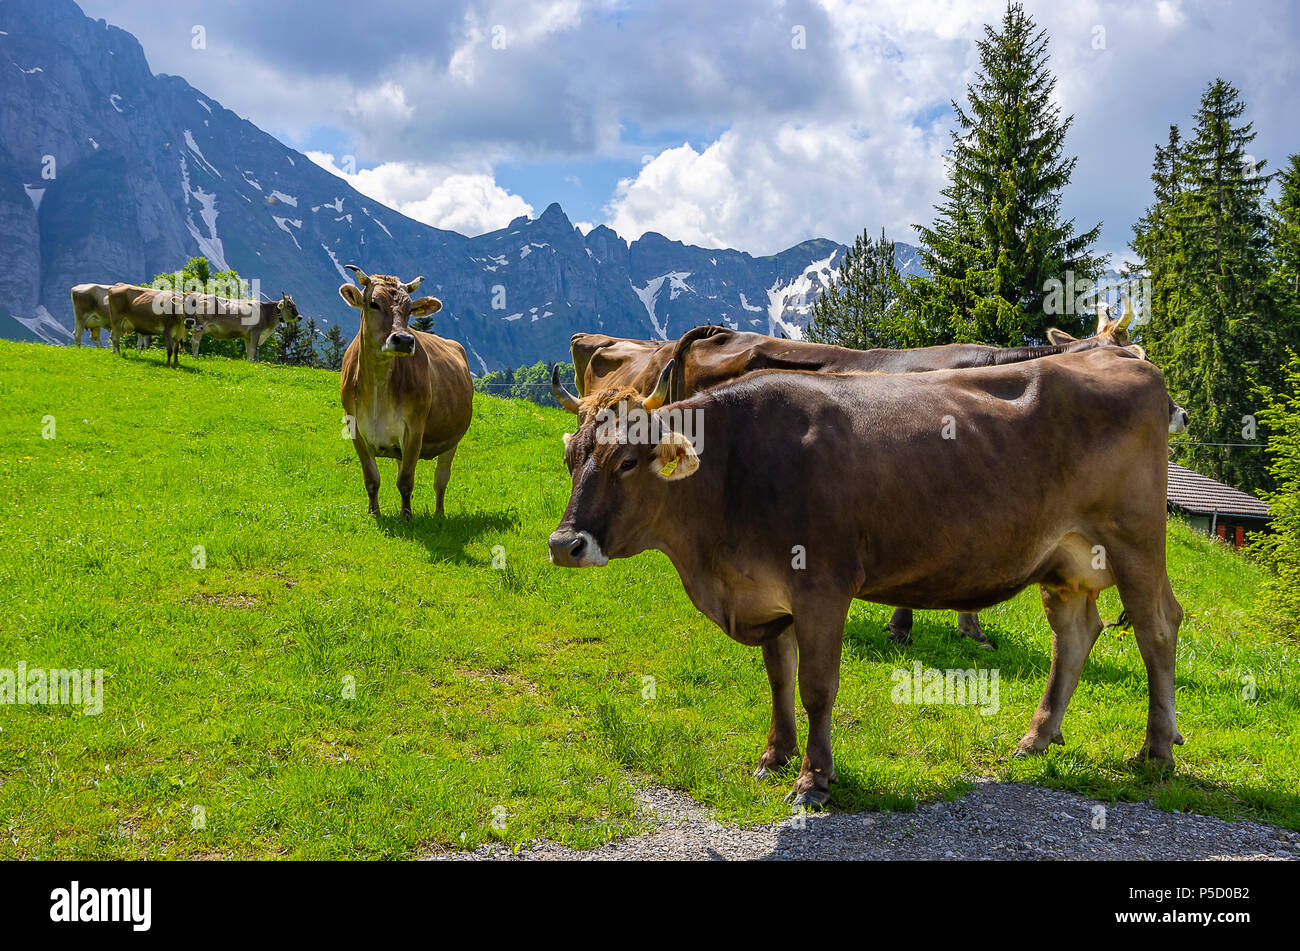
[24,185,45,214]
[633,271,694,339]
[12,306,73,345]
[321,243,350,282]
[270,189,297,207]
[183,129,222,179]
[109,93,123,112]
[273,216,303,249]
[766,253,838,339]
[178,155,229,271]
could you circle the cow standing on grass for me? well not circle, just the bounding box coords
[556,302,1180,650]
[187,293,300,361]
[105,283,189,367]
[548,349,1184,808]
[71,283,114,347]
[338,266,472,519]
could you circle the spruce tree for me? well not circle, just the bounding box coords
[1269,153,1300,333]
[1134,79,1282,492]
[1251,354,1300,631]
[807,229,905,349]
[322,324,348,370]
[900,2,1104,345]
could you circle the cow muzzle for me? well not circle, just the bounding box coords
[1169,405,1190,434]
[184,317,197,329]
[383,332,416,355]
[548,529,608,568]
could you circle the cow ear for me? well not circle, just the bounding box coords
[1046,328,1076,345]
[562,433,573,448]
[1099,317,1121,338]
[339,283,364,308]
[654,430,699,481]
[410,296,442,317]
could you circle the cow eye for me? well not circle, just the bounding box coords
[618,456,637,473]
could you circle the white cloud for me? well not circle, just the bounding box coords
[307,152,532,236]
[606,121,947,255]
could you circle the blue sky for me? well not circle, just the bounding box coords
[76,0,1300,261]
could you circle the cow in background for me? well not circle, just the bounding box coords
[570,333,675,397]
[339,266,472,519]
[106,283,189,367]
[187,293,300,361]
[71,283,114,347]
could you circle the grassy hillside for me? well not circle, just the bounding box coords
[0,339,1296,859]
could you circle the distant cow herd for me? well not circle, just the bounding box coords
[70,281,300,364]
[69,268,1192,807]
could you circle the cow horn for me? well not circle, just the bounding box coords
[405,276,425,294]
[1094,299,1112,335]
[344,265,370,287]
[551,364,581,414]
[1119,293,1135,330]
[643,359,674,411]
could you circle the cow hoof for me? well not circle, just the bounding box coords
[1129,747,1176,774]
[884,626,912,647]
[784,789,830,810]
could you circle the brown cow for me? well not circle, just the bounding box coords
[646,308,1152,648]
[106,283,189,367]
[548,350,1183,807]
[187,293,300,361]
[338,266,472,519]
[71,283,114,347]
[570,332,674,397]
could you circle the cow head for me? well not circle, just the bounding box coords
[339,265,440,356]
[278,293,301,325]
[548,361,699,568]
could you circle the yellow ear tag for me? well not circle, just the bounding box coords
[660,456,680,477]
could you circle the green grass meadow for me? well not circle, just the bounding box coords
[0,339,1296,858]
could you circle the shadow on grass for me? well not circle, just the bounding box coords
[119,350,202,374]
[377,508,521,566]
[841,606,1219,693]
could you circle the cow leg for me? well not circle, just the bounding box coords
[246,330,259,362]
[353,440,381,517]
[884,606,913,645]
[432,445,458,517]
[787,599,849,809]
[91,328,102,347]
[755,626,799,778]
[1016,588,1102,756]
[1118,572,1184,769]
[394,430,427,520]
[191,330,203,359]
[957,612,994,649]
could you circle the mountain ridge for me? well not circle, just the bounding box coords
[0,0,924,367]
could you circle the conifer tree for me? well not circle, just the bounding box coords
[807,229,905,349]
[900,2,1104,345]
[1132,79,1283,492]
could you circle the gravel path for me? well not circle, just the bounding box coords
[436,780,1300,861]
